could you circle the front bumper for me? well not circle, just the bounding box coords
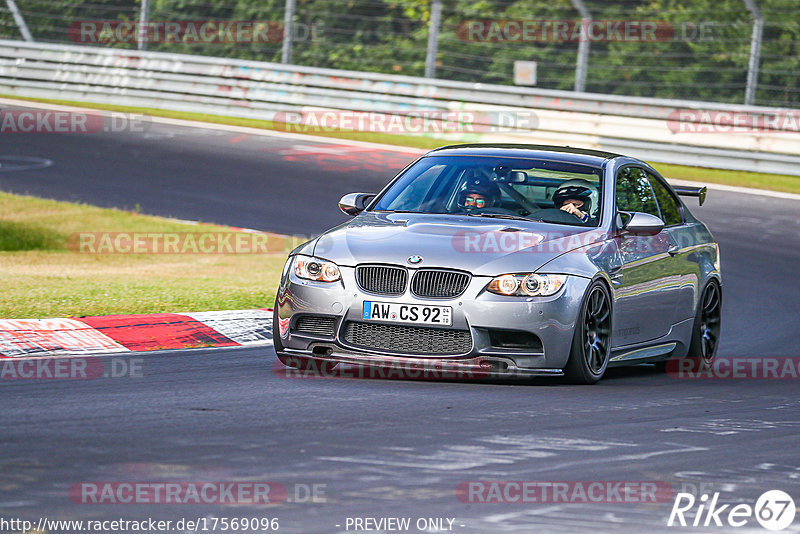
[279,348,565,379]
[276,264,590,375]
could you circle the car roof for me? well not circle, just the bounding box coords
[425,144,623,167]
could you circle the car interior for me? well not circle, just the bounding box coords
[373,156,603,226]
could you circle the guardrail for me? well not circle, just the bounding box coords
[2,39,799,176]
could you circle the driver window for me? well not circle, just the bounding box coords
[615,167,660,217]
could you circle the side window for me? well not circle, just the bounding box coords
[615,167,660,217]
[646,172,683,226]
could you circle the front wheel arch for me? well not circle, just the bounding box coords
[687,279,722,365]
[564,279,613,384]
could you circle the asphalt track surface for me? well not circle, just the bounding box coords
[2,103,800,533]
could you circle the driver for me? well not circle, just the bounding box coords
[552,182,594,223]
[457,177,501,211]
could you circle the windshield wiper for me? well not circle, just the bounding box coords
[466,213,543,222]
[373,210,419,214]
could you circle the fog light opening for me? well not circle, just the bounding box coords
[488,329,544,352]
[490,360,509,372]
[312,345,334,357]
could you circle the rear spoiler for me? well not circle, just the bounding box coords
[673,185,707,206]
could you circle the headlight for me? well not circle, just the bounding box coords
[487,273,567,297]
[294,255,341,282]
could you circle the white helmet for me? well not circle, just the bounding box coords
[553,179,599,218]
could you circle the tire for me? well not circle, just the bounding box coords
[564,280,613,384]
[685,280,722,368]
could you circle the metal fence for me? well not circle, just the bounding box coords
[1,0,798,108]
[2,39,800,176]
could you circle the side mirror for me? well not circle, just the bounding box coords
[618,211,665,236]
[338,193,375,216]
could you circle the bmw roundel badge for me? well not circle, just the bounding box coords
[407,255,423,264]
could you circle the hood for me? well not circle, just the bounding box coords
[311,212,606,276]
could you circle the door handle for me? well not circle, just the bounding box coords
[667,245,680,256]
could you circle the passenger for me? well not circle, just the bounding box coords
[552,181,595,223]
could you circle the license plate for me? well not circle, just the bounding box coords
[362,301,452,326]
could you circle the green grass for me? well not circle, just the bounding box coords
[0,192,294,318]
[8,93,799,194]
[0,220,62,251]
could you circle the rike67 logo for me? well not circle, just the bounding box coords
[668,490,796,531]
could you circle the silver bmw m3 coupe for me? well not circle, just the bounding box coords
[273,145,722,384]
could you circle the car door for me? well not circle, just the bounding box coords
[644,170,698,325]
[610,166,679,348]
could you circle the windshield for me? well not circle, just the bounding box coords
[371,155,604,226]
